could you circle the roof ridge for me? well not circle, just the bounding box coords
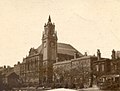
[35,42,83,56]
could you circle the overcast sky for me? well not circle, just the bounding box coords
[0,0,120,66]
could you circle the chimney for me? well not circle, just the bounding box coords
[18,61,20,64]
[74,52,78,59]
[56,57,58,63]
[4,65,6,68]
[7,66,10,68]
[97,49,101,60]
[111,49,116,60]
[84,52,87,56]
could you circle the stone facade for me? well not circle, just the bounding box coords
[92,49,120,86]
[14,62,21,76]
[42,16,57,86]
[110,50,120,75]
[13,16,83,87]
[20,53,43,86]
[2,72,19,88]
[53,55,97,88]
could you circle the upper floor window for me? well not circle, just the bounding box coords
[101,64,104,71]
[96,65,99,71]
[115,64,117,70]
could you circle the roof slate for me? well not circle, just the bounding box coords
[37,43,83,56]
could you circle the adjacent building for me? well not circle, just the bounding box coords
[92,49,120,86]
[53,54,97,88]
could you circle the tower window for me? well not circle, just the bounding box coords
[96,65,99,71]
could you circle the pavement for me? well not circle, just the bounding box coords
[46,87,100,91]
[47,88,77,91]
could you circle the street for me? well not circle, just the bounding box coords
[47,88,120,91]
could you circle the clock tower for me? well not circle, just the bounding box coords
[42,16,57,86]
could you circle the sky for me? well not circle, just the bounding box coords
[0,0,120,66]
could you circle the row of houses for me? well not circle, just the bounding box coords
[0,49,120,89]
[0,66,21,90]
[53,49,120,88]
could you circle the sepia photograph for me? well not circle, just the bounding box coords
[0,0,120,91]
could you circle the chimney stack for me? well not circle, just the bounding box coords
[97,49,101,60]
[56,57,58,63]
[111,49,116,60]
[84,52,87,56]
[74,52,78,59]
[18,61,20,64]
[4,65,6,68]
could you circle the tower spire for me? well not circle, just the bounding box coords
[48,15,51,23]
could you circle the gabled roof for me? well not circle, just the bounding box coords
[37,44,42,54]
[5,72,14,77]
[37,43,83,56]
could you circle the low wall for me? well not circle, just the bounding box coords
[13,87,51,91]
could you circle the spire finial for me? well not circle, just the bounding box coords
[48,15,51,22]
